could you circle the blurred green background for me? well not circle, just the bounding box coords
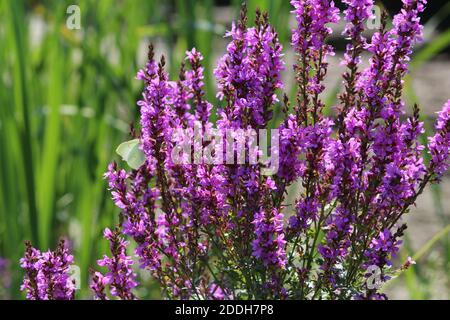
[0,0,449,299]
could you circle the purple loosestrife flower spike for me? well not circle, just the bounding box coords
[20,242,41,300]
[173,62,195,127]
[338,0,373,117]
[20,240,76,300]
[428,100,450,180]
[138,45,174,167]
[364,229,402,271]
[278,1,338,187]
[291,0,339,123]
[94,228,139,300]
[90,270,109,300]
[185,48,212,124]
[215,7,284,128]
[252,208,287,269]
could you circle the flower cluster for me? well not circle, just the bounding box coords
[252,208,287,269]
[98,0,450,300]
[20,240,76,300]
[21,0,450,300]
[90,228,138,300]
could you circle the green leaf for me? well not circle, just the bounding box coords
[115,139,145,170]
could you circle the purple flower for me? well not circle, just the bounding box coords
[342,0,374,39]
[428,100,450,180]
[137,45,174,166]
[185,48,212,124]
[215,9,284,128]
[20,240,76,300]
[90,271,109,300]
[208,283,233,300]
[364,229,402,276]
[92,228,138,300]
[290,0,339,122]
[252,208,287,268]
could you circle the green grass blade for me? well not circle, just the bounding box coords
[6,0,39,246]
